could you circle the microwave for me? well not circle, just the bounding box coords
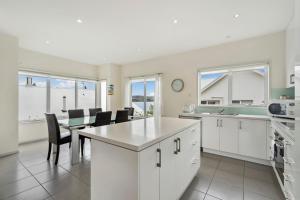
[268,100,295,118]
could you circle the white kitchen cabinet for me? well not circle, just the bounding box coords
[202,117,219,150]
[139,143,160,200]
[219,118,239,154]
[159,136,176,200]
[238,119,267,160]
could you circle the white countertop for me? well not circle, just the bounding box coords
[78,117,199,152]
[179,112,270,120]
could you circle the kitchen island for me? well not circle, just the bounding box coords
[79,117,201,200]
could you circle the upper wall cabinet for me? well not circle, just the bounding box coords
[286,0,300,87]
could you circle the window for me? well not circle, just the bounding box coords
[18,72,98,121]
[78,80,97,115]
[100,80,107,111]
[198,65,269,106]
[18,74,47,121]
[130,77,158,117]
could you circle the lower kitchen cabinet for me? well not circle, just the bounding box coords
[219,118,239,154]
[238,119,267,160]
[202,117,219,150]
[139,123,201,200]
[202,116,268,161]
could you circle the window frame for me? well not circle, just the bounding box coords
[197,63,270,107]
[18,71,99,122]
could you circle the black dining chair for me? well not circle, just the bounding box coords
[89,108,102,117]
[124,107,134,117]
[115,110,129,124]
[45,113,71,165]
[93,111,112,127]
[68,109,88,157]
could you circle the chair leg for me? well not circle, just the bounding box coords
[47,142,52,160]
[81,138,85,157]
[55,145,60,165]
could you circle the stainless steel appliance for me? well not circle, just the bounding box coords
[273,130,285,184]
[268,100,296,119]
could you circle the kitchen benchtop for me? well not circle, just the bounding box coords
[78,117,199,152]
[179,112,270,120]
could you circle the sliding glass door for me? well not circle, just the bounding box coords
[130,77,157,117]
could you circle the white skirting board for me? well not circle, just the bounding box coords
[203,148,271,166]
[0,150,18,158]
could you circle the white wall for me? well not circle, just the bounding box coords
[0,32,18,156]
[122,32,286,117]
[18,48,98,144]
[97,64,122,113]
[286,0,300,87]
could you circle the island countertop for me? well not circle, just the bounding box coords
[78,117,199,152]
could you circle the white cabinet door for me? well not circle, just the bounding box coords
[202,117,220,150]
[159,136,176,200]
[219,118,239,154]
[239,119,267,160]
[139,143,160,200]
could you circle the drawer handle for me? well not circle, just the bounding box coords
[283,157,295,165]
[156,148,161,168]
[192,141,197,146]
[174,139,178,154]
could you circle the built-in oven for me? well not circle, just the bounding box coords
[273,130,285,184]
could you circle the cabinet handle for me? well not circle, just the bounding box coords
[220,119,223,127]
[174,139,178,154]
[217,119,219,127]
[156,148,161,168]
[177,138,181,153]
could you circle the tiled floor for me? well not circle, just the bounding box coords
[0,140,284,200]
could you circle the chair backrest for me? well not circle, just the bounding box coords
[68,109,84,119]
[45,113,60,144]
[124,107,134,116]
[89,108,102,117]
[94,111,112,127]
[115,110,129,123]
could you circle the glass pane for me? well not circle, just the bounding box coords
[50,78,75,118]
[232,67,266,105]
[199,71,228,105]
[18,75,47,121]
[131,79,145,116]
[77,81,96,115]
[100,80,107,111]
[146,79,155,117]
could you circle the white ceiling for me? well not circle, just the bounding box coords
[0,0,294,65]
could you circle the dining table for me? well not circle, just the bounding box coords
[57,114,140,164]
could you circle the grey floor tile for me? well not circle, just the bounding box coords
[42,174,88,196]
[204,195,222,200]
[244,166,275,184]
[218,158,244,176]
[244,177,284,200]
[26,162,55,175]
[180,188,206,200]
[5,186,50,200]
[0,176,40,199]
[213,169,243,187]
[190,174,213,193]
[0,168,31,187]
[34,167,69,184]
[244,190,279,200]
[207,178,243,200]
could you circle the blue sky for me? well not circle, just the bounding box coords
[132,80,155,96]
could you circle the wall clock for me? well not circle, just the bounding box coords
[171,79,184,92]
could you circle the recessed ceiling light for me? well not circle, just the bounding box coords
[45,40,50,44]
[77,19,83,23]
[234,14,240,18]
[173,19,178,24]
